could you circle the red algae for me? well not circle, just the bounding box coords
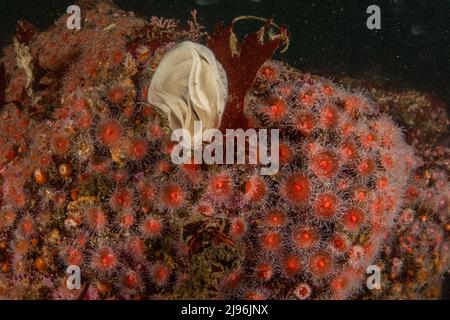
[208,18,289,131]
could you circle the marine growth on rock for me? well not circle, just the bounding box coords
[0,1,448,300]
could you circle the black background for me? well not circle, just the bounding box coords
[0,300,447,317]
[0,0,449,102]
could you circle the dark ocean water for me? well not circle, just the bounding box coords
[0,0,449,299]
[0,0,449,101]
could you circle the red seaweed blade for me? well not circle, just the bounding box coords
[16,20,37,45]
[208,22,287,131]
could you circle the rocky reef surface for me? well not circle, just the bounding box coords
[0,1,448,299]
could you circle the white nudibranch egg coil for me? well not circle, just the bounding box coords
[148,41,228,146]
